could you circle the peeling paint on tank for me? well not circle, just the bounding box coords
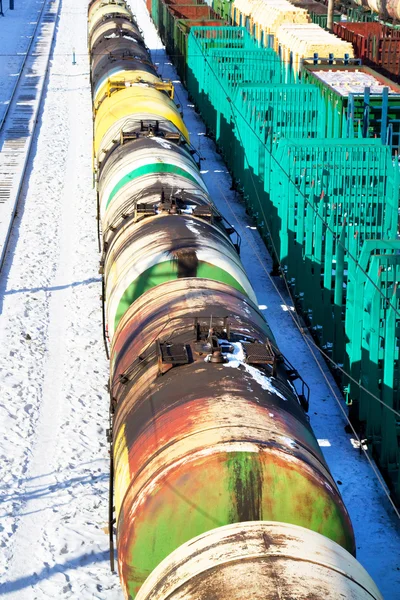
[134,523,383,600]
[113,384,354,595]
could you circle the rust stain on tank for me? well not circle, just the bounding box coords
[171,248,199,278]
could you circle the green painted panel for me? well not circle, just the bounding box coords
[122,451,353,598]
[114,260,247,331]
[106,163,199,209]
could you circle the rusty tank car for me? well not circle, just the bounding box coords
[88,1,383,598]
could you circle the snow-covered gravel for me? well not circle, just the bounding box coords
[0,0,46,124]
[0,1,122,598]
[0,0,398,598]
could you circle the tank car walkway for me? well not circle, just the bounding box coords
[0,0,60,270]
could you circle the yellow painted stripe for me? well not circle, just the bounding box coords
[94,86,189,155]
[93,70,160,111]
[114,423,131,520]
[88,4,131,33]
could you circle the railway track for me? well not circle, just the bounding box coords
[0,0,61,271]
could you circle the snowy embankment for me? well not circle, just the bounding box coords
[0,0,122,598]
[0,0,398,599]
[0,0,45,124]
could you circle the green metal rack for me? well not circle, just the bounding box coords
[301,64,400,148]
[345,240,400,494]
[211,0,232,21]
[186,24,400,500]
[346,5,377,22]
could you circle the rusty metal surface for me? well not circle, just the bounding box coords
[104,214,256,338]
[98,137,211,235]
[91,35,150,71]
[110,277,273,399]
[109,279,354,596]
[114,357,355,596]
[90,19,155,95]
[88,4,132,36]
[86,4,366,600]
[89,16,143,51]
[135,522,383,600]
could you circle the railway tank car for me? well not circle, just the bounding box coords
[87,1,383,598]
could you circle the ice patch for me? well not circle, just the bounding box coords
[153,137,172,150]
[318,439,331,447]
[281,304,295,312]
[280,436,297,448]
[222,342,288,401]
[184,218,203,236]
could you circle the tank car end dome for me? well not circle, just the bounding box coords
[135,521,383,600]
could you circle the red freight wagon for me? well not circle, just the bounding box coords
[334,22,400,81]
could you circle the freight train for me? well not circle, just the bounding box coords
[88,0,384,598]
[147,0,400,501]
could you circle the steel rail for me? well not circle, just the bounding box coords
[0,0,48,134]
[0,0,62,272]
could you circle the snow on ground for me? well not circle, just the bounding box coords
[0,0,45,125]
[0,1,122,598]
[0,0,398,598]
